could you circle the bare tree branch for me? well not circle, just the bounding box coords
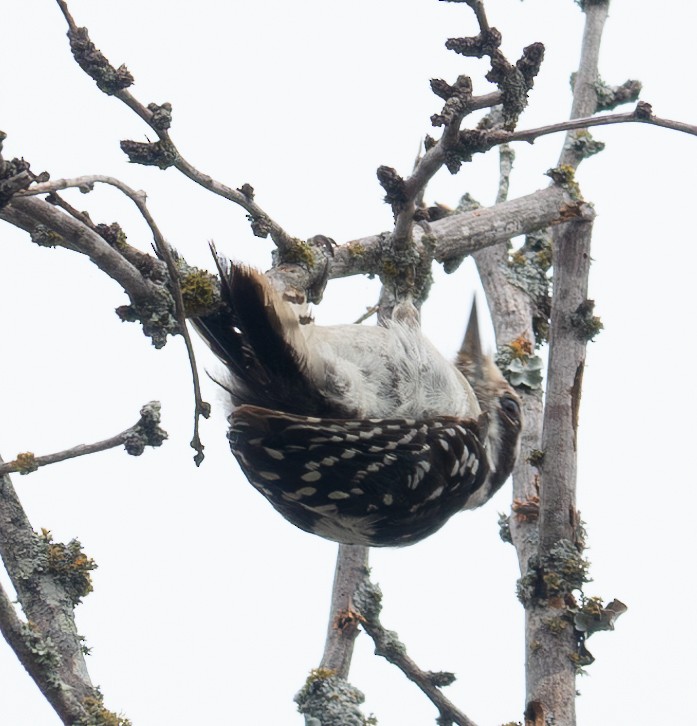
[469,153,547,664]
[119,192,210,464]
[354,576,479,726]
[0,402,167,477]
[305,8,545,696]
[22,174,147,204]
[54,0,302,256]
[353,305,379,324]
[17,174,210,461]
[521,4,610,726]
[0,461,128,724]
[303,4,587,717]
[505,105,697,144]
[0,578,90,725]
[379,0,543,258]
[1,157,582,367]
[328,184,579,282]
[319,545,369,678]
[1,195,155,305]
[460,0,490,33]
[2,1,682,723]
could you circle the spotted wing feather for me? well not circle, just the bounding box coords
[229,405,489,547]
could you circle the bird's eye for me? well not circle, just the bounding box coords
[501,395,521,418]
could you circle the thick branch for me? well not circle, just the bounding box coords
[1,193,182,348]
[0,580,90,725]
[1,195,154,305]
[3,172,577,348]
[319,545,369,679]
[0,464,93,723]
[525,219,595,726]
[523,5,610,726]
[539,221,593,547]
[330,185,574,281]
[559,0,610,169]
[472,146,544,572]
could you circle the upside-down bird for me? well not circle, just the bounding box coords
[193,257,522,547]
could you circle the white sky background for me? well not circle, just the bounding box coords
[1,1,696,724]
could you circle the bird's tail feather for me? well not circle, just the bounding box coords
[192,253,328,415]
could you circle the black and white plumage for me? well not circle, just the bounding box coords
[193,257,522,547]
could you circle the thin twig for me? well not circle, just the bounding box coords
[54,0,299,255]
[506,107,697,144]
[43,192,96,229]
[0,434,131,476]
[52,0,315,404]
[462,0,490,32]
[0,402,166,477]
[355,577,479,726]
[353,305,379,325]
[22,174,147,204]
[132,202,210,464]
[381,0,495,252]
[406,108,697,193]
[166,154,300,254]
[382,0,541,269]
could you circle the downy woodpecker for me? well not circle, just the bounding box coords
[193,258,522,546]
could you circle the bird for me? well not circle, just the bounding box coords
[192,255,522,547]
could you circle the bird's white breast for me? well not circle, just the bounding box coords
[301,321,481,420]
